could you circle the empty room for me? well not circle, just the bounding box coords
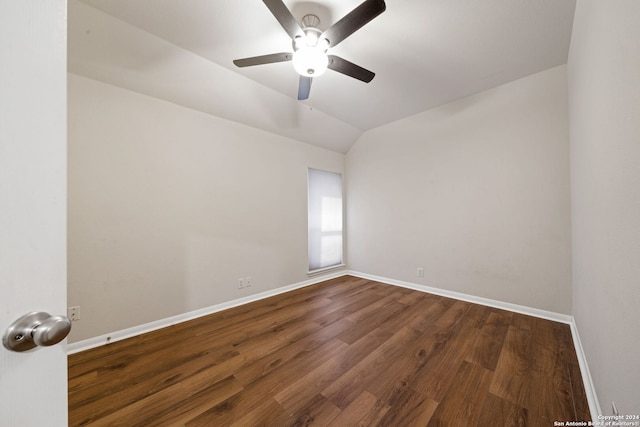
[1,0,638,426]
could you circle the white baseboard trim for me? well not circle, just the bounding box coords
[346,270,573,324]
[66,269,349,355]
[568,321,601,420]
[347,270,601,421]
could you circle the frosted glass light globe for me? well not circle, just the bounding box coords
[292,46,328,77]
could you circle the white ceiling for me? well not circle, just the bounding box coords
[68,0,576,153]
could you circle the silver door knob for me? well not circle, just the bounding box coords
[2,312,72,352]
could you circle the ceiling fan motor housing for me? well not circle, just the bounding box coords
[301,14,320,29]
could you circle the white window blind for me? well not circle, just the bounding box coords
[308,168,343,272]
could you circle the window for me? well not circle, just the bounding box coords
[308,168,344,272]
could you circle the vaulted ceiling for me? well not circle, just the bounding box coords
[68,0,576,153]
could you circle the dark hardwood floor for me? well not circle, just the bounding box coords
[68,275,591,426]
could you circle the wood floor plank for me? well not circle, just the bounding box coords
[183,390,246,427]
[284,393,342,427]
[69,344,240,424]
[233,318,353,386]
[191,338,349,426]
[231,318,320,360]
[69,275,591,426]
[410,311,481,401]
[527,370,575,425]
[344,289,405,323]
[228,398,291,427]
[70,290,331,402]
[477,393,528,427]
[311,292,386,327]
[85,374,244,427]
[465,310,512,371]
[489,324,535,406]
[365,326,440,405]
[373,386,438,427]
[322,325,422,409]
[273,327,393,414]
[399,295,455,334]
[427,361,494,426]
[327,391,379,426]
[375,294,436,336]
[151,376,246,427]
[336,300,407,344]
[435,299,472,328]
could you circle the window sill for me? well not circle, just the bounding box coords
[307,264,346,277]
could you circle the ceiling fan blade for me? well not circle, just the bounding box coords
[233,52,292,67]
[320,0,386,48]
[262,0,304,40]
[298,76,312,100]
[327,55,375,83]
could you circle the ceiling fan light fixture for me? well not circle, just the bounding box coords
[304,30,319,47]
[292,46,328,77]
[233,0,386,98]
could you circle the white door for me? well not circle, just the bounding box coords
[0,1,68,426]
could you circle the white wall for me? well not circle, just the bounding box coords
[568,0,640,414]
[67,74,343,342]
[347,66,572,314]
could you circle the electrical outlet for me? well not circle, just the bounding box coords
[417,268,424,277]
[238,278,245,289]
[68,306,81,321]
[245,276,252,288]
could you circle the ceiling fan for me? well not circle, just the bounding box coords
[233,0,386,100]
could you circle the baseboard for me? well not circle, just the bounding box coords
[346,270,573,324]
[66,269,349,355]
[568,320,602,420]
[347,270,601,421]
